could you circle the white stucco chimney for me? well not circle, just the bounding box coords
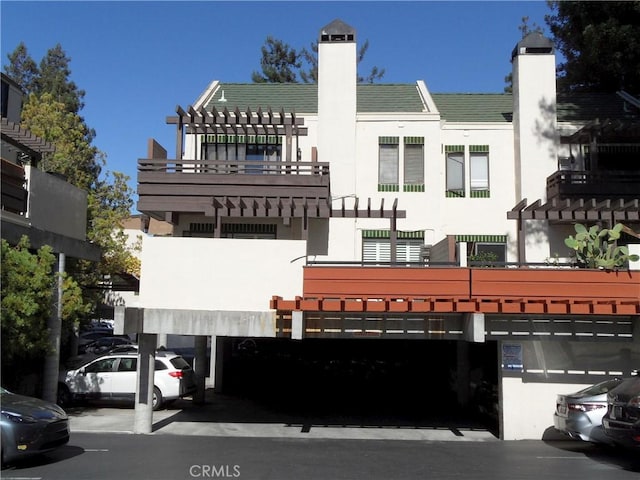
[317,19,357,196]
[511,32,558,203]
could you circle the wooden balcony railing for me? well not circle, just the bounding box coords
[138,158,329,176]
[547,170,640,199]
[137,158,331,218]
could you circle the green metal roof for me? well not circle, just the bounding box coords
[207,83,425,113]
[206,83,318,113]
[431,94,513,123]
[204,83,637,124]
[356,84,425,112]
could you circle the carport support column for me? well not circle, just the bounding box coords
[194,335,208,404]
[134,333,157,434]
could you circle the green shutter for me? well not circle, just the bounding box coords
[469,145,489,153]
[363,229,390,239]
[404,136,424,145]
[445,145,465,153]
[454,234,507,243]
[362,230,425,239]
[379,136,399,145]
[403,184,425,192]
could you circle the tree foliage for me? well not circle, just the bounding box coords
[1,237,56,361]
[3,43,136,323]
[4,42,38,94]
[253,36,385,84]
[545,1,640,92]
[252,36,301,83]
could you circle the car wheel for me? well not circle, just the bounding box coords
[57,384,72,408]
[152,387,163,411]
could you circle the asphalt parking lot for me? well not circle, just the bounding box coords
[67,388,499,442]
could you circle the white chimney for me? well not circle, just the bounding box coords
[511,32,558,203]
[317,19,357,196]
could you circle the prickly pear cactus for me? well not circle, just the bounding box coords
[564,223,639,269]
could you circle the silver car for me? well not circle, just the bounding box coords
[1,387,70,465]
[554,378,623,443]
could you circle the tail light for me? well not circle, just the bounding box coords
[168,371,183,378]
[568,403,605,412]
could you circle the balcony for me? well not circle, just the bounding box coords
[1,159,90,241]
[137,157,331,222]
[547,170,640,200]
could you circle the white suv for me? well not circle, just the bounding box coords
[58,351,196,410]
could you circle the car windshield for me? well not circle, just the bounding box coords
[575,378,622,396]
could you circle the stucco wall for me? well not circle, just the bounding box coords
[139,236,306,311]
[501,377,589,440]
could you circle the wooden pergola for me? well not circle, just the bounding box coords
[1,117,55,164]
[166,105,308,163]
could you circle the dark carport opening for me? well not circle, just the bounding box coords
[219,337,499,433]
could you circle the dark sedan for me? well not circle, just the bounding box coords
[0,387,70,465]
[602,376,640,448]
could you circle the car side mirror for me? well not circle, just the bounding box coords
[79,367,86,375]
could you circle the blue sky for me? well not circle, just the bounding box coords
[1,1,553,205]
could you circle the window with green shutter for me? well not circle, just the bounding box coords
[403,137,424,192]
[470,145,490,198]
[362,230,425,263]
[378,137,399,191]
[446,146,465,197]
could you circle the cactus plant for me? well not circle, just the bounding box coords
[564,223,639,270]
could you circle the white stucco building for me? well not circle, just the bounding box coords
[119,20,640,438]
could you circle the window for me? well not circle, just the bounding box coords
[445,146,465,197]
[85,358,117,374]
[221,223,277,239]
[117,358,137,372]
[472,243,506,264]
[404,137,424,192]
[378,137,399,191]
[470,146,490,197]
[362,230,424,264]
[200,134,282,173]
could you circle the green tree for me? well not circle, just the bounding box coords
[21,92,101,191]
[4,44,136,321]
[36,44,86,113]
[4,42,38,94]
[1,237,55,364]
[545,1,640,92]
[252,36,301,83]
